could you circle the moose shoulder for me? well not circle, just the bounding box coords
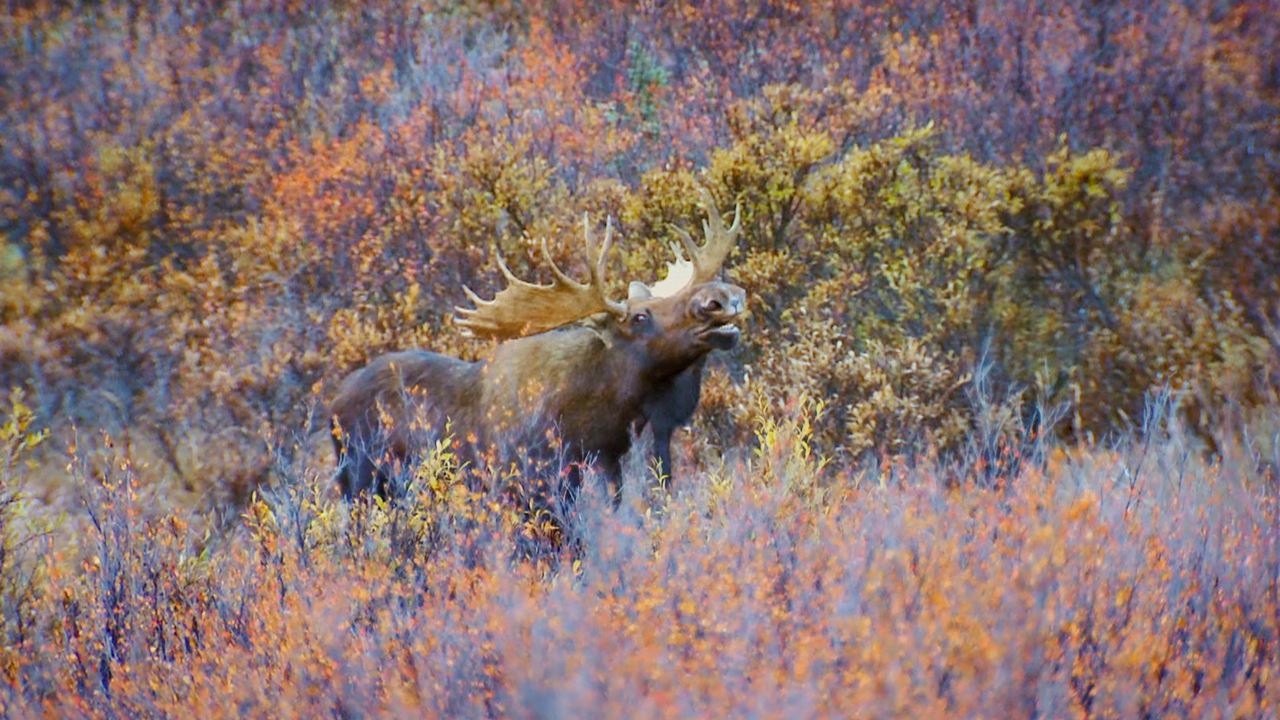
[330,193,745,503]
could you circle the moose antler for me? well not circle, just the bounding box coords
[456,214,626,338]
[649,187,742,298]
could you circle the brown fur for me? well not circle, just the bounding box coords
[330,281,747,503]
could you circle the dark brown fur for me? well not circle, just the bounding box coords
[330,281,746,503]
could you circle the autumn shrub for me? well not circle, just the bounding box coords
[670,115,1271,463]
[0,399,1276,717]
[1,3,1278,713]
[0,390,52,687]
[3,0,1277,490]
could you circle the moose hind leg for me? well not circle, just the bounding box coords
[332,429,355,498]
[599,453,623,509]
[337,447,377,499]
[332,428,382,500]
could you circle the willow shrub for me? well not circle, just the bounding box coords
[673,113,1270,462]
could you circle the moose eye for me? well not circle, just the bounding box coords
[631,312,651,327]
[705,299,722,312]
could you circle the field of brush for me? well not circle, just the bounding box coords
[3,1,1280,717]
[1,400,1277,717]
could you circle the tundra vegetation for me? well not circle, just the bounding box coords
[1,1,1278,717]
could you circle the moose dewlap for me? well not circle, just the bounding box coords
[330,191,745,505]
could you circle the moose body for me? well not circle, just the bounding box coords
[331,193,744,503]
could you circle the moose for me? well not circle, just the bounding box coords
[330,191,745,504]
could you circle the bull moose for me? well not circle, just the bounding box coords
[330,191,745,504]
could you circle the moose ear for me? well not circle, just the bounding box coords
[628,281,653,301]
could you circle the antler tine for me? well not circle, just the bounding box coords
[455,217,625,339]
[671,224,700,267]
[691,187,741,281]
[494,244,537,288]
[581,213,625,314]
[540,237,587,290]
[698,188,742,244]
[649,187,742,298]
[581,213,600,282]
[647,233,695,299]
[668,239,689,262]
[597,215,616,286]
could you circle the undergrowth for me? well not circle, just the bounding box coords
[0,399,1276,718]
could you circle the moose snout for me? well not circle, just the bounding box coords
[693,283,747,321]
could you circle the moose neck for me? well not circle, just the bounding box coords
[604,330,708,400]
[595,330,668,410]
[544,323,691,416]
[484,325,650,414]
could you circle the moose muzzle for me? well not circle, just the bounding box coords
[693,282,747,349]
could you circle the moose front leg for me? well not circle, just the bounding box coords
[598,453,623,509]
[651,424,675,492]
[640,359,704,494]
